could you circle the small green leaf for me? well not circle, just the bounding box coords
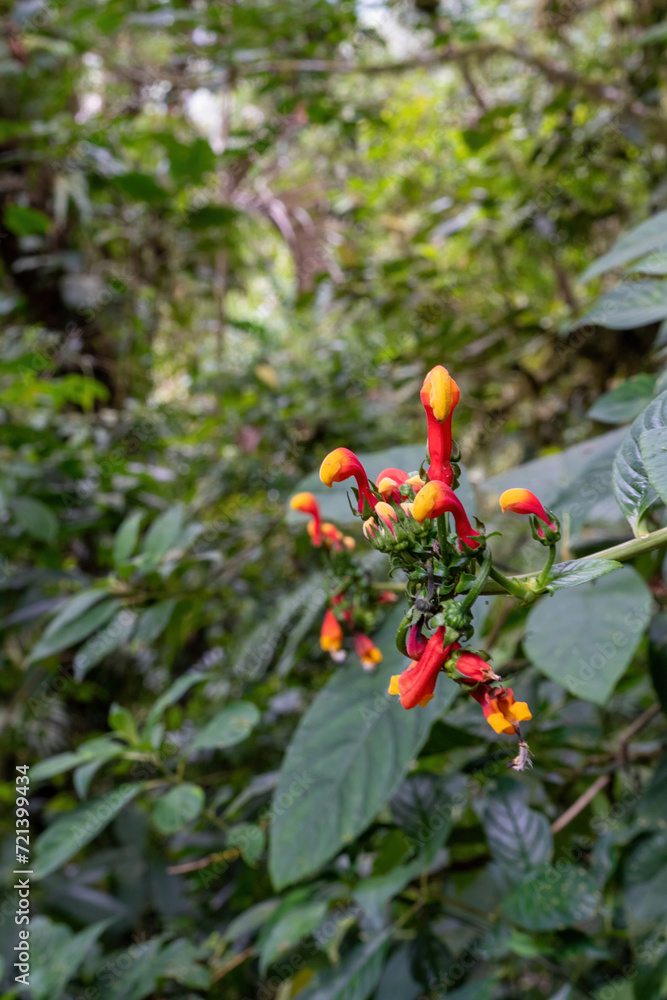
[113,510,143,566]
[478,779,553,881]
[546,559,622,591]
[114,171,167,203]
[12,497,58,544]
[152,783,204,834]
[525,567,653,704]
[188,701,260,754]
[144,670,211,732]
[258,899,328,972]
[108,702,139,743]
[4,203,51,236]
[639,426,667,504]
[503,863,601,931]
[581,211,667,282]
[33,783,143,879]
[587,374,657,425]
[29,598,123,663]
[73,609,137,680]
[133,599,176,644]
[140,506,185,566]
[613,391,667,530]
[30,752,88,782]
[226,823,265,866]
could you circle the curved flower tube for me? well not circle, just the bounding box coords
[388,626,458,709]
[320,447,378,513]
[290,491,322,546]
[499,488,557,530]
[412,480,481,550]
[420,366,460,486]
[471,685,532,735]
[406,622,428,660]
[376,467,408,502]
[453,650,500,684]
[354,633,383,670]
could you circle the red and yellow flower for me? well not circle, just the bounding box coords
[290,491,322,546]
[420,365,460,486]
[388,626,457,709]
[376,467,408,502]
[320,448,378,514]
[472,685,532,735]
[320,608,344,658]
[412,480,481,550]
[499,488,557,532]
[354,633,383,670]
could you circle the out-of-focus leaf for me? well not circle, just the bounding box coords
[649,612,667,714]
[4,203,51,235]
[581,211,667,282]
[73,609,137,680]
[588,374,657,424]
[525,567,653,704]
[29,598,123,663]
[144,670,211,732]
[33,783,144,879]
[113,510,143,566]
[187,701,260,754]
[139,506,185,566]
[293,930,391,1000]
[30,916,113,1000]
[613,391,667,530]
[113,172,168,203]
[12,497,58,544]
[375,946,422,1000]
[133,599,176,644]
[575,280,667,330]
[258,898,328,972]
[503,863,601,931]
[152,783,204,834]
[226,823,266,866]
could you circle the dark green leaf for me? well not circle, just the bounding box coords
[4,203,51,236]
[478,779,553,880]
[113,172,168,204]
[575,280,667,331]
[294,930,391,1000]
[12,497,58,544]
[613,391,667,530]
[581,211,667,282]
[29,598,123,663]
[258,899,328,972]
[503,863,601,931]
[639,427,667,504]
[187,701,260,753]
[30,916,113,1000]
[587,374,657,424]
[152,783,204,834]
[525,568,653,704]
[73,609,137,680]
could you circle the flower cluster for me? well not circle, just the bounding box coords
[290,363,560,769]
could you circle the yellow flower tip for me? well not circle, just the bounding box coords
[290,491,317,513]
[362,648,383,670]
[377,476,399,497]
[363,517,378,540]
[406,475,425,493]
[388,674,401,695]
[513,701,532,723]
[400,501,415,517]
[343,536,356,550]
[411,480,445,524]
[418,692,434,708]
[486,711,515,735]
[499,487,532,513]
[424,365,460,422]
[319,451,343,488]
[376,500,397,523]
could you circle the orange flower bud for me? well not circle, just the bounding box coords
[290,491,322,546]
[376,467,408,502]
[354,633,383,670]
[472,685,532,735]
[319,448,377,513]
[420,366,460,486]
[421,365,460,423]
[405,475,425,494]
[320,608,344,657]
[453,651,500,684]
[375,501,398,536]
[499,488,557,530]
[412,480,481,550]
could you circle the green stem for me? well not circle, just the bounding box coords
[487,564,535,602]
[436,514,448,561]
[461,548,492,610]
[536,544,556,588]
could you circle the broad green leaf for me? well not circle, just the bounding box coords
[113,510,143,566]
[226,822,265,866]
[30,916,113,1000]
[114,171,167,203]
[133,599,176,644]
[73,609,137,680]
[108,702,139,743]
[587,374,657,424]
[503,863,602,931]
[613,391,667,531]
[139,506,184,566]
[4,203,51,236]
[525,567,653,704]
[629,251,667,275]
[294,930,391,1000]
[575,280,667,331]
[33,783,143,879]
[639,427,667,504]
[187,701,260,754]
[581,211,667,282]
[478,779,552,881]
[29,598,122,663]
[268,607,458,889]
[649,612,667,714]
[43,589,109,637]
[258,899,328,972]
[144,670,211,732]
[223,900,281,942]
[152,783,204,834]
[375,946,422,1000]
[546,558,622,591]
[12,496,58,544]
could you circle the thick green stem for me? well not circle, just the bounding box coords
[536,544,556,588]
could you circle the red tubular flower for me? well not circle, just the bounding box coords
[420,366,460,486]
[320,447,378,513]
[320,608,344,658]
[290,491,322,546]
[377,590,398,604]
[354,633,383,670]
[376,467,408,502]
[412,480,481,550]
[499,488,556,531]
[388,626,457,709]
[471,685,532,735]
[406,623,428,660]
[454,651,500,684]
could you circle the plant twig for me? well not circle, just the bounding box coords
[550,773,611,834]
